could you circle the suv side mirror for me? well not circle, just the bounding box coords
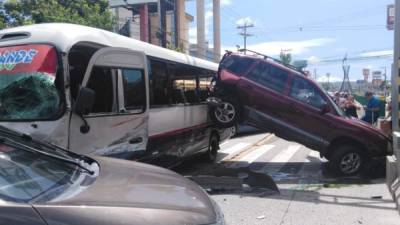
[74,87,95,115]
[320,103,330,114]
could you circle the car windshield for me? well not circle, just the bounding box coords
[314,81,346,117]
[0,44,62,120]
[0,142,78,203]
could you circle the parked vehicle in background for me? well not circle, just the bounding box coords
[0,126,225,225]
[208,49,392,176]
[0,23,230,168]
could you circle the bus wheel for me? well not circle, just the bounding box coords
[210,98,240,128]
[203,134,219,163]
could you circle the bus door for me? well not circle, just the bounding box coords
[69,47,149,158]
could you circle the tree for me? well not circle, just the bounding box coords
[0,0,115,30]
[279,51,292,65]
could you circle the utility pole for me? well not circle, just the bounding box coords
[314,68,317,80]
[237,22,254,54]
[392,0,400,131]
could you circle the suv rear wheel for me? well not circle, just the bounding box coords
[328,145,366,176]
[210,98,240,128]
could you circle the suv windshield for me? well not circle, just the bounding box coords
[0,44,62,120]
[0,142,78,202]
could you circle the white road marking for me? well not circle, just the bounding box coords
[305,150,321,162]
[219,142,251,154]
[270,145,301,163]
[227,145,275,168]
[239,145,275,163]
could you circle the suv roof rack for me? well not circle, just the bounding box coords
[237,49,306,75]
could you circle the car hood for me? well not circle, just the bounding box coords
[347,117,387,136]
[34,157,217,225]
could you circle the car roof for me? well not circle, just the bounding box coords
[229,52,304,76]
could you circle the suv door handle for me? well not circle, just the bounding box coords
[129,137,143,144]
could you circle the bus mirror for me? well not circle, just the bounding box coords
[74,87,95,115]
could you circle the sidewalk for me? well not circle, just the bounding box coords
[213,178,399,225]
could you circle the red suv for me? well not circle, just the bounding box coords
[209,50,391,176]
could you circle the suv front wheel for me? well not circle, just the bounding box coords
[209,98,240,128]
[328,145,366,176]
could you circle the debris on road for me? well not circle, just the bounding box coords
[256,215,266,220]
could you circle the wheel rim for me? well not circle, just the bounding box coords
[230,126,237,136]
[339,152,361,174]
[214,102,235,124]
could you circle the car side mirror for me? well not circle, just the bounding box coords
[74,87,95,115]
[320,103,330,114]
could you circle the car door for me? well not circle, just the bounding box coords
[240,62,291,136]
[286,76,332,150]
[69,47,149,158]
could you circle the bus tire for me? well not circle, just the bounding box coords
[210,98,240,128]
[203,134,219,163]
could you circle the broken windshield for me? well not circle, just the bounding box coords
[0,44,62,120]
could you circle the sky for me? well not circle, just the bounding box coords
[185,0,394,83]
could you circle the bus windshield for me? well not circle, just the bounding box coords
[0,44,62,120]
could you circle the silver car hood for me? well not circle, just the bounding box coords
[33,156,216,225]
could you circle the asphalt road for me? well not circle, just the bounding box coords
[174,131,399,225]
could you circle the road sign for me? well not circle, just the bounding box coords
[388,4,395,30]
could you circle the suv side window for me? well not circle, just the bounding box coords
[221,55,254,75]
[246,63,288,92]
[290,77,326,108]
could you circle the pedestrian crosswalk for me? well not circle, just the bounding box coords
[218,136,324,181]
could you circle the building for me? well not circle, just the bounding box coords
[109,0,221,61]
[372,71,383,88]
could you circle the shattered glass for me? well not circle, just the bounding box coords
[0,73,60,120]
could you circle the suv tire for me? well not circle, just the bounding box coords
[203,134,219,163]
[210,98,240,128]
[328,145,366,176]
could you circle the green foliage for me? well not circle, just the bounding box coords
[279,51,292,65]
[166,42,186,53]
[0,0,115,30]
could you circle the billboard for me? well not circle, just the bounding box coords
[363,68,370,81]
[387,4,395,30]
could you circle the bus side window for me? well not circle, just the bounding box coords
[198,70,214,102]
[172,64,199,104]
[86,67,117,114]
[149,59,170,107]
[121,69,146,112]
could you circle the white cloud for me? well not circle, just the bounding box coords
[223,38,335,56]
[221,0,232,6]
[359,50,393,58]
[307,56,320,64]
[206,0,232,8]
[236,17,254,26]
[316,75,342,83]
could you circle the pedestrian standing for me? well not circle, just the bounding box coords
[362,91,380,124]
[344,95,359,118]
